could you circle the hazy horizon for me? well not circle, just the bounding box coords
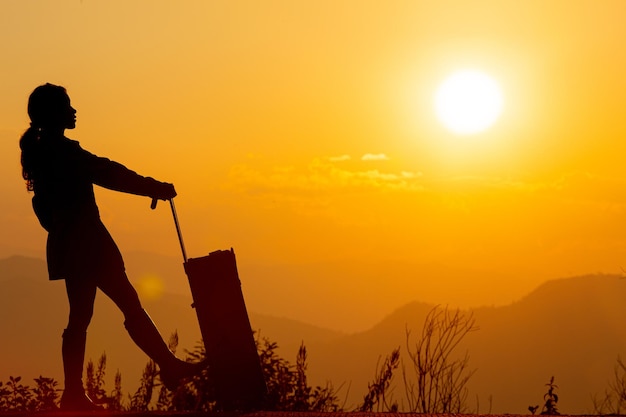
[0,249,587,333]
[0,250,621,335]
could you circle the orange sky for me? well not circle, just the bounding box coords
[3,1,626,331]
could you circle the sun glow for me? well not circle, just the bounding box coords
[435,69,504,135]
[136,274,165,300]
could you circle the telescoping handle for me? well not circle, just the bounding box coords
[151,198,188,263]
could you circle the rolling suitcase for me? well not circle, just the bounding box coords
[154,198,267,410]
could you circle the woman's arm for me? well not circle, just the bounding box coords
[81,146,176,200]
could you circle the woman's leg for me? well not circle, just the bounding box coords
[95,270,169,360]
[97,270,207,390]
[60,277,99,410]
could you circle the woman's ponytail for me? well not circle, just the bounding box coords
[20,125,40,191]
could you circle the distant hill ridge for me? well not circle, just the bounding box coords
[311,273,626,414]
[1,255,626,414]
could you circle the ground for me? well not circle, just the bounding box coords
[0,412,597,417]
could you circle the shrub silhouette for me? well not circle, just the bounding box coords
[31,376,60,411]
[3,376,34,411]
[255,335,340,411]
[592,356,626,415]
[403,306,478,413]
[530,376,559,415]
[85,353,107,405]
[359,347,400,412]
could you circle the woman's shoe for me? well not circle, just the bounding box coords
[160,358,210,391]
[59,390,103,411]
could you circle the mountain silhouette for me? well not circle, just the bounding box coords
[304,274,626,413]
[1,255,625,414]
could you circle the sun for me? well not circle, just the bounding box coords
[435,69,504,135]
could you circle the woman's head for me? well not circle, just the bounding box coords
[20,83,76,191]
[27,83,76,130]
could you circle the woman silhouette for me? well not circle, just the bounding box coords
[19,83,205,410]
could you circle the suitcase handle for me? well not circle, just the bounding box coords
[151,198,188,263]
[169,199,188,263]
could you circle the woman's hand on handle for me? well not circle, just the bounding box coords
[150,182,176,209]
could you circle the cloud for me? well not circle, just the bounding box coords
[361,153,389,161]
[225,156,426,196]
[223,154,626,240]
[226,156,626,213]
[549,171,626,206]
[329,155,351,162]
[401,171,423,179]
